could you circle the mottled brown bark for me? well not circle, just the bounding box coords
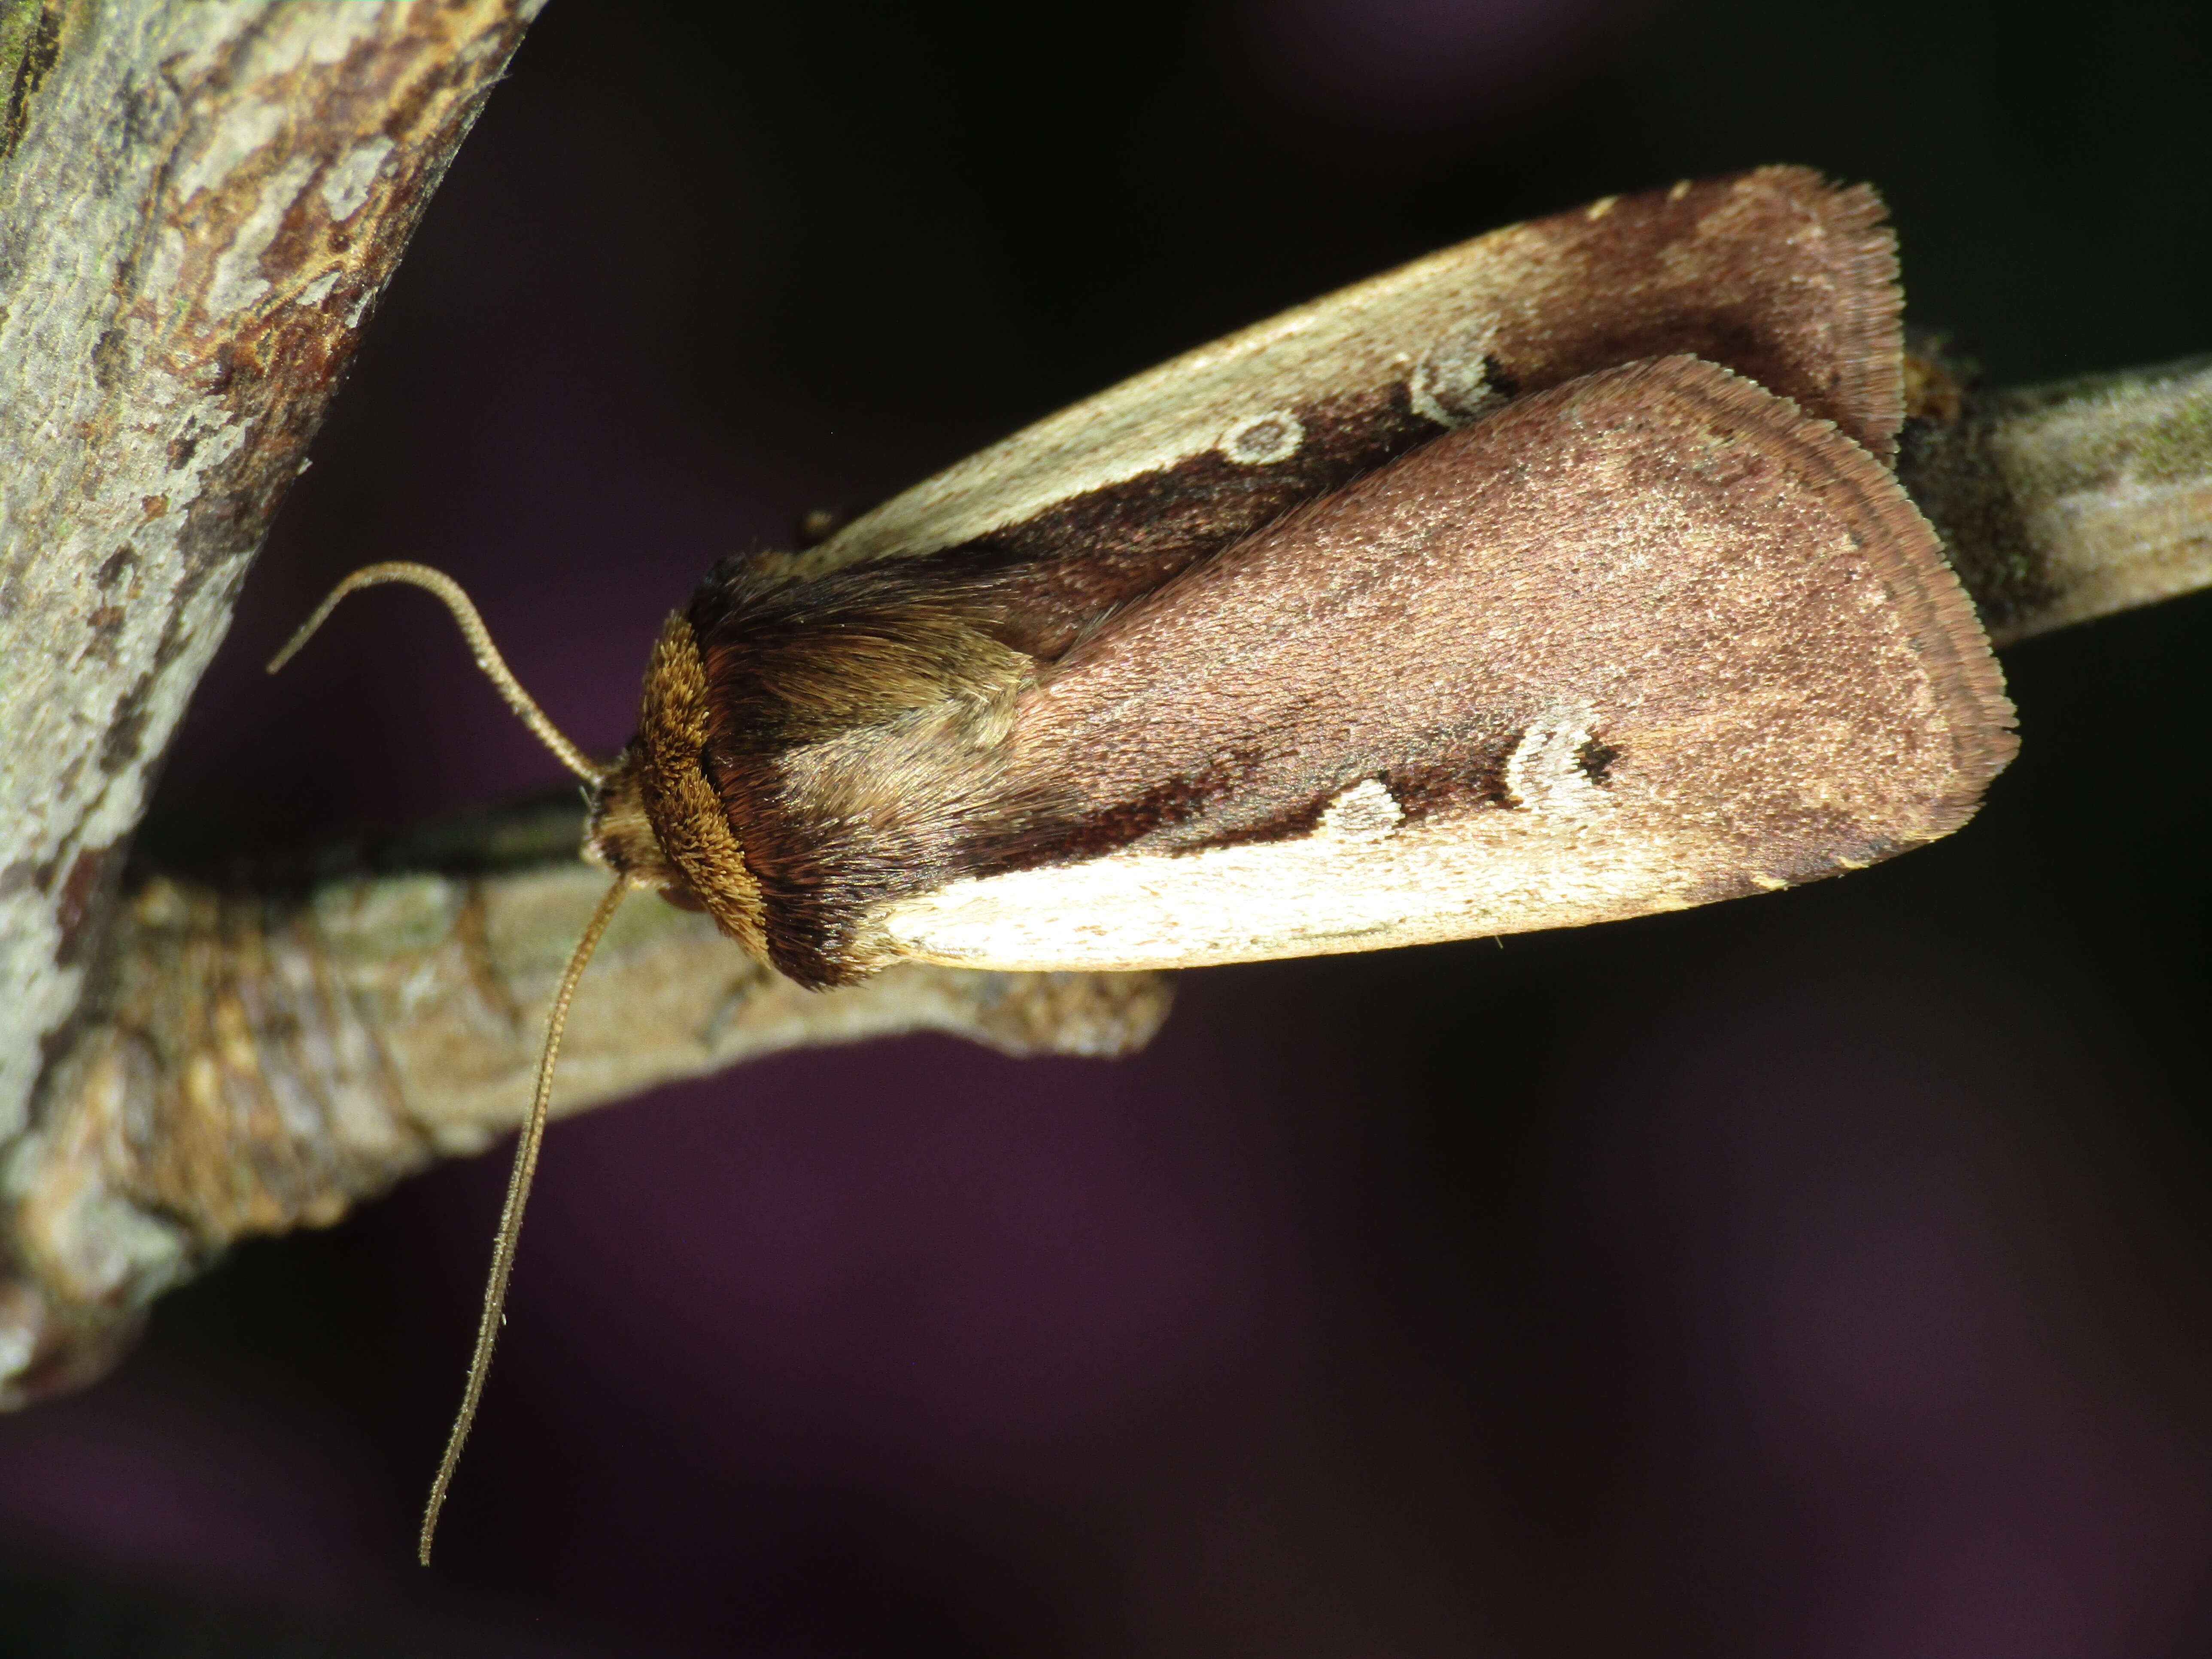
[0,0,571,1397]
[0,0,1179,1411]
[0,0,549,1147]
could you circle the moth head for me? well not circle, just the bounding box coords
[582,612,769,961]
[267,562,762,1563]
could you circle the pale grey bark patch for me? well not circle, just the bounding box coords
[0,0,547,1149]
[1898,355,2212,646]
[0,0,550,1404]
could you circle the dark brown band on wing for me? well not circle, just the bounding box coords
[1496,170,1903,458]
[951,387,1426,658]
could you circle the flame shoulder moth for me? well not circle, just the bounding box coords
[276,165,2017,1555]
[583,164,2015,987]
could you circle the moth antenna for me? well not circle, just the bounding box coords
[419,874,634,1566]
[268,561,604,785]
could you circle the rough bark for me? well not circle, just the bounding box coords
[0,0,545,1200]
[0,0,1174,1407]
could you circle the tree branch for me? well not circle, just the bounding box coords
[1898,353,2212,646]
[0,0,546,1206]
[0,0,1173,1413]
[3,799,1169,1405]
[0,0,555,1394]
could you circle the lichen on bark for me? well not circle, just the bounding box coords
[0,0,555,1400]
[0,0,1179,1408]
[1898,353,2212,644]
[0,0,548,1160]
[4,797,1170,1407]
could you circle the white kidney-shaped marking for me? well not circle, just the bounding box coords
[1317,778,1404,841]
[1218,410,1306,465]
[1504,716,1610,817]
[1409,317,1505,428]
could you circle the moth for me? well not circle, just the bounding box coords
[275,166,2016,1558]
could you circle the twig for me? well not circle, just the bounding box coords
[0,0,547,1230]
[1898,353,2212,645]
[3,799,1170,1407]
[0,0,1174,1417]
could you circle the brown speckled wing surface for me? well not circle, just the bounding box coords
[681,172,1990,983]
[784,166,1904,657]
[879,357,2013,972]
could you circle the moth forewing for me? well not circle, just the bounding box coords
[873,356,2016,973]
[780,164,1904,623]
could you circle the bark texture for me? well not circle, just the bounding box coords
[0,2,1175,1408]
[3,800,1170,1406]
[1899,354,2212,646]
[0,0,545,1172]
[0,0,551,1398]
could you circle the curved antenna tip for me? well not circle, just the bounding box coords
[417,875,635,1566]
[267,562,605,784]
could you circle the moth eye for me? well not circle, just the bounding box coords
[1409,316,1508,428]
[1218,410,1306,466]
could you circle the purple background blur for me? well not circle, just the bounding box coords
[6,0,2211,1653]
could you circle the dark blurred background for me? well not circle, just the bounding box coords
[6,0,2210,1653]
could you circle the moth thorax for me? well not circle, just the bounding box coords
[583,614,770,963]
